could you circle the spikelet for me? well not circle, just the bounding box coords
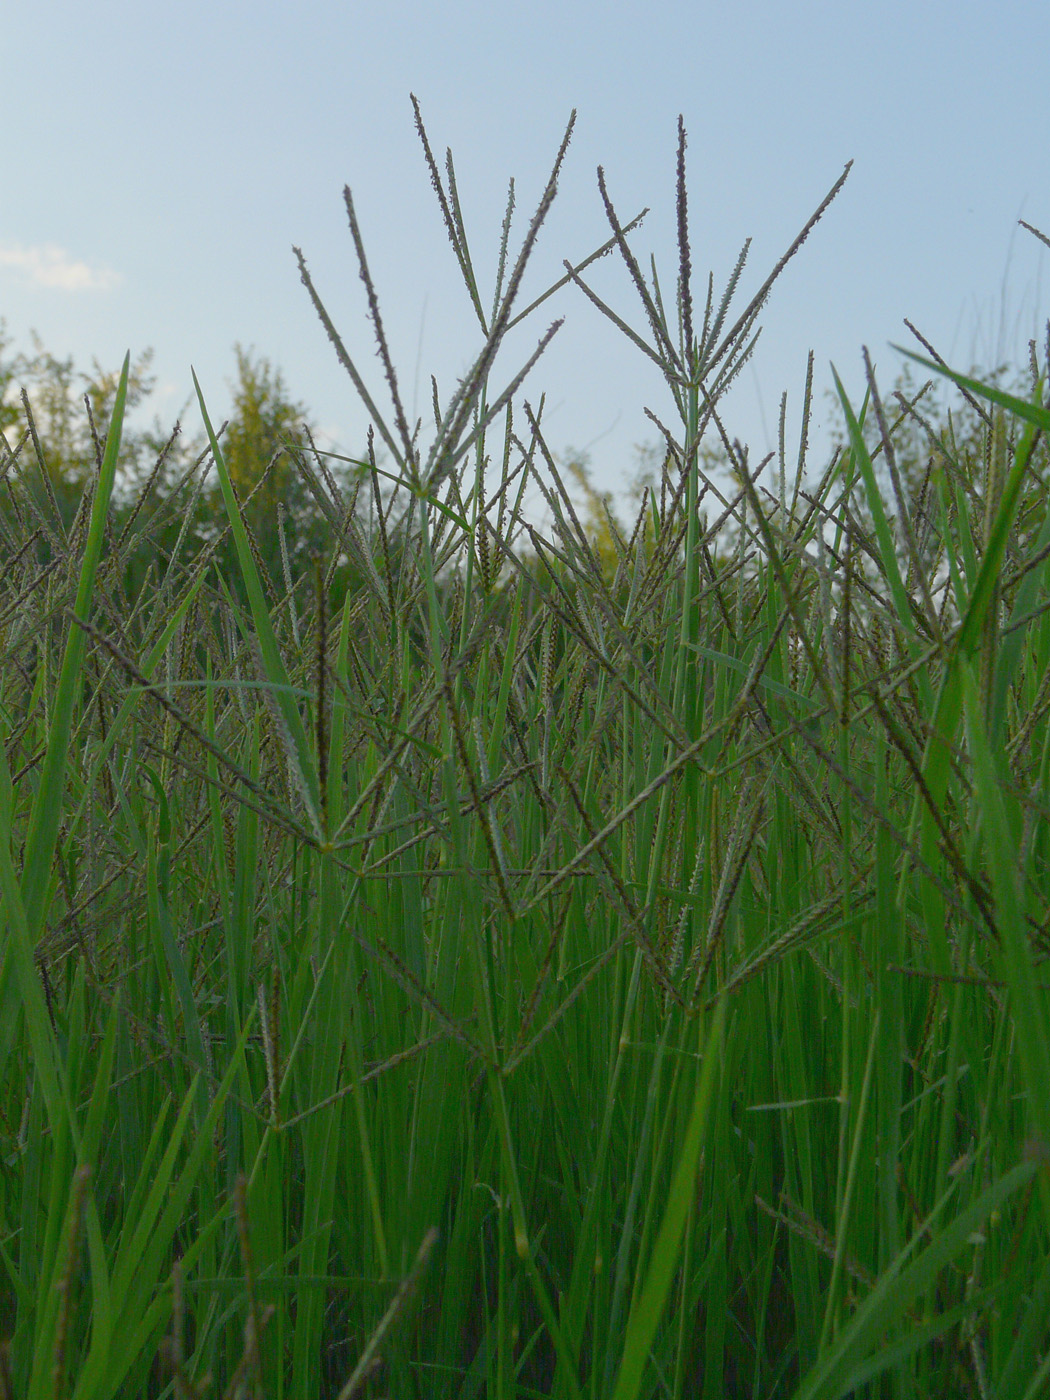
[248,631,316,829]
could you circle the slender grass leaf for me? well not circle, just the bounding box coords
[193,371,323,838]
[20,355,130,939]
[611,996,727,1400]
[792,1160,1034,1400]
[892,349,1050,434]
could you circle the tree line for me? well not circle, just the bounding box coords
[0,324,373,609]
[1,318,1025,619]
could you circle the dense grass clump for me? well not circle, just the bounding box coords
[2,103,1050,1398]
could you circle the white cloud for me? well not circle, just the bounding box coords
[0,241,120,291]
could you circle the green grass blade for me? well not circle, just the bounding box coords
[0,748,70,1139]
[74,1016,254,1399]
[961,658,1050,1222]
[192,369,323,839]
[892,349,1050,434]
[611,996,727,1400]
[21,353,130,937]
[792,1160,1034,1400]
[832,368,917,639]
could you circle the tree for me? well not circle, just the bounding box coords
[1,323,157,473]
[0,320,160,533]
[200,344,334,591]
[0,329,344,590]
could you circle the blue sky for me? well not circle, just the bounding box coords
[3,0,1048,507]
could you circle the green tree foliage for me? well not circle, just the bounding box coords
[220,345,304,498]
[0,320,158,531]
[560,450,622,580]
[200,344,333,590]
[0,329,347,599]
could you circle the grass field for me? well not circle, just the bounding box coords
[2,108,1050,1398]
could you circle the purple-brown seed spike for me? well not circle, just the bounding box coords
[676,116,694,377]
